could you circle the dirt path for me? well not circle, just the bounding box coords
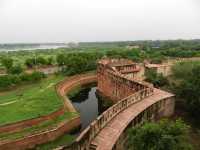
[0,100,18,106]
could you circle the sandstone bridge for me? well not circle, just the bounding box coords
[64,59,175,150]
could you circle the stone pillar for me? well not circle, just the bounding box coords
[162,97,175,117]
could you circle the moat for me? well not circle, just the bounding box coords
[68,83,111,130]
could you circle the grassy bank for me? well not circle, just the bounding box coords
[35,134,75,150]
[0,75,65,125]
[0,112,78,141]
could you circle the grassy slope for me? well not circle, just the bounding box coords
[0,112,77,141]
[0,75,66,125]
[35,134,75,150]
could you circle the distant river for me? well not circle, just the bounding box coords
[0,44,68,52]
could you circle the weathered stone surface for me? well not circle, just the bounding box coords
[91,88,174,150]
[63,59,174,150]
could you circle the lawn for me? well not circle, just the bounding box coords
[0,75,66,125]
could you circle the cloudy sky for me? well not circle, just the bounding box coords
[0,0,200,43]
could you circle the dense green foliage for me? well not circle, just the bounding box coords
[127,119,192,150]
[55,49,148,75]
[25,56,54,68]
[56,52,103,75]
[172,61,200,120]
[79,39,200,51]
[161,49,199,58]
[1,39,200,70]
[0,57,13,71]
[145,69,168,87]
[8,65,23,74]
[0,72,46,90]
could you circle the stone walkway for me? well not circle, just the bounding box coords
[91,88,174,150]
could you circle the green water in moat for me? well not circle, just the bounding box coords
[35,83,112,149]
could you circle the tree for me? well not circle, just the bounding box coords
[36,56,47,65]
[25,58,36,68]
[145,69,168,87]
[127,119,192,150]
[8,65,23,74]
[173,64,200,119]
[56,54,65,66]
[1,57,13,71]
[47,57,54,65]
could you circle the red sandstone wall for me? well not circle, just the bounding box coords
[0,107,65,133]
[56,73,97,112]
[97,65,145,102]
[0,117,81,150]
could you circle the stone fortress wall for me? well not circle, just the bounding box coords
[65,59,174,150]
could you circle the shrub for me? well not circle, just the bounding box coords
[1,58,13,71]
[127,119,192,150]
[172,62,200,120]
[25,58,36,68]
[0,72,46,90]
[30,71,46,81]
[145,69,168,87]
[36,56,48,65]
[8,65,23,75]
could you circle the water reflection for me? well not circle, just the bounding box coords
[69,84,109,130]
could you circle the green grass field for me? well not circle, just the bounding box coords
[35,134,75,150]
[0,75,66,125]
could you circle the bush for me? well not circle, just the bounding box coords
[20,72,46,82]
[25,57,49,68]
[25,58,36,68]
[58,52,102,75]
[1,58,13,71]
[36,56,48,65]
[8,65,23,75]
[30,72,46,81]
[127,119,192,150]
[0,72,46,90]
[0,75,13,89]
[47,57,54,65]
[145,69,168,87]
[172,62,200,119]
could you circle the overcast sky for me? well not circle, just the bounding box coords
[0,0,200,43]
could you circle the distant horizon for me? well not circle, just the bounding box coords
[1,38,200,44]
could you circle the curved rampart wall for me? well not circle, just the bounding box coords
[56,73,97,112]
[67,87,154,150]
[0,73,97,150]
[0,117,80,150]
[97,62,153,102]
[62,59,174,150]
[112,94,174,150]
